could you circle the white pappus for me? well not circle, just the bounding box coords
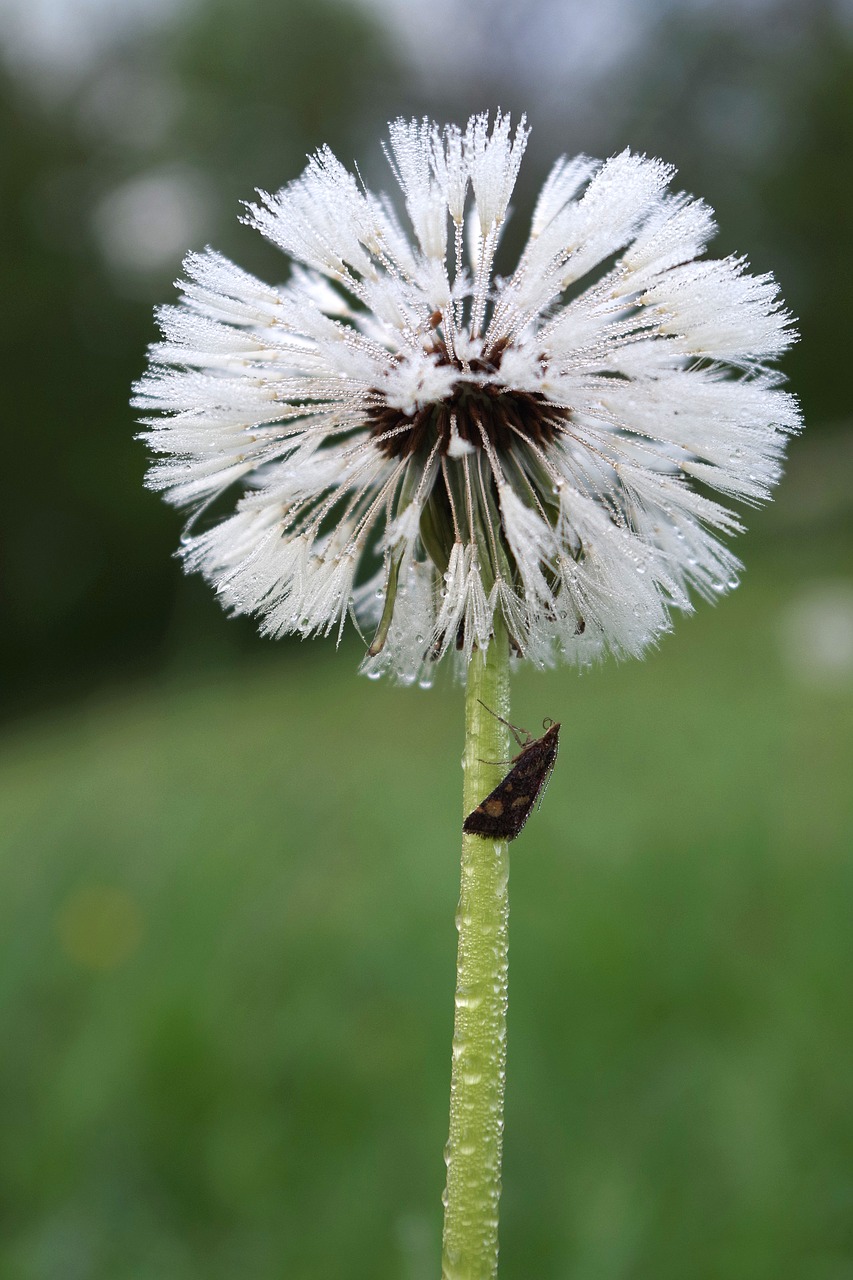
[134,112,801,684]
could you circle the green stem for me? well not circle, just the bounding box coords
[441,621,512,1280]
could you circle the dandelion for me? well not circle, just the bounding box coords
[135,113,800,1279]
[135,113,799,682]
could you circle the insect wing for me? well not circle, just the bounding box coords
[463,723,560,841]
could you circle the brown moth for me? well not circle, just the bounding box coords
[463,705,560,841]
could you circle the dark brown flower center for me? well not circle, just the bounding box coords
[366,341,568,459]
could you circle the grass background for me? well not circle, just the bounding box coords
[1,527,851,1280]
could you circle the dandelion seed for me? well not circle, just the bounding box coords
[134,112,801,681]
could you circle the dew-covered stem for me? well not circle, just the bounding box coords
[441,623,511,1280]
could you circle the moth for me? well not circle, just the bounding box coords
[463,705,560,841]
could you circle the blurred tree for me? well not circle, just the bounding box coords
[609,1,853,432]
[759,21,853,426]
[122,0,406,258]
[0,66,160,712]
[0,0,404,720]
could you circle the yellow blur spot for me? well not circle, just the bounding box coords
[57,886,143,972]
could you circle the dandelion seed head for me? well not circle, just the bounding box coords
[134,112,801,683]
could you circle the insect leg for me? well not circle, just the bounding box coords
[475,699,531,747]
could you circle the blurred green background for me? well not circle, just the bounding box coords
[1,1,852,1276]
